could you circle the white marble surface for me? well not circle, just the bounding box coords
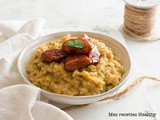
[1,0,160,120]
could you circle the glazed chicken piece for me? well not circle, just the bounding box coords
[79,33,90,41]
[41,34,100,71]
[62,34,92,54]
[89,44,100,63]
[65,55,92,72]
[41,49,66,63]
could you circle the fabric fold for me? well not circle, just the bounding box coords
[0,85,40,120]
[0,18,72,120]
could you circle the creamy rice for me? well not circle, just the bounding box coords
[26,34,124,96]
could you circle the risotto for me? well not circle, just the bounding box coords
[26,34,124,96]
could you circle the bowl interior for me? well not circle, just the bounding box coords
[18,31,131,103]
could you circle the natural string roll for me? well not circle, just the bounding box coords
[123,4,160,41]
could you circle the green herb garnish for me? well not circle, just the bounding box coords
[75,40,83,48]
[67,39,83,48]
[67,41,74,47]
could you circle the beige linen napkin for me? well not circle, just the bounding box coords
[0,18,73,120]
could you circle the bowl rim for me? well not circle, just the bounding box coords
[18,30,132,100]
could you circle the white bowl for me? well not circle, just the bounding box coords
[18,31,131,105]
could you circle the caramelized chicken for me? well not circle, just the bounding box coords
[65,55,92,71]
[40,34,100,72]
[62,34,92,54]
[79,33,90,41]
[41,49,66,63]
[89,44,100,63]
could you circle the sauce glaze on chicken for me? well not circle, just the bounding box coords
[41,34,100,71]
